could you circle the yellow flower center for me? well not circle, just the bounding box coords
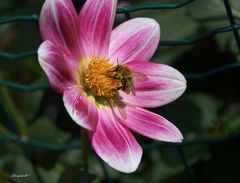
[84,57,125,99]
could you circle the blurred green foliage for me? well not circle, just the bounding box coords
[0,0,240,183]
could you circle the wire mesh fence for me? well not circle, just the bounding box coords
[0,0,240,182]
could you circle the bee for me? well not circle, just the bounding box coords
[106,61,147,95]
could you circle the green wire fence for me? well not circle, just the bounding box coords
[0,0,240,182]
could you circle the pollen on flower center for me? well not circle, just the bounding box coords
[84,57,123,99]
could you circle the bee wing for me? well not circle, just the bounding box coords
[129,71,147,95]
[132,71,148,82]
[129,84,136,95]
[126,79,136,95]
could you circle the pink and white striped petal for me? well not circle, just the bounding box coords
[79,0,117,58]
[38,41,76,93]
[117,106,183,142]
[108,18,160,64]
[63,87,98,131]
[120,61,186,108]
[39,0,81,59]
[91,108,142,173]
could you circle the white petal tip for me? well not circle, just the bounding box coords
[104,151,142,173]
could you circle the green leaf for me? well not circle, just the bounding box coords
[0,86,27,136]
[187,93,222,129]
[0,170,16,183]
[217,112,240,135]
[186,0,240,55]
[57,165,96,183]
[6,155,38,183]
[37,166,59,183]
[0,124,13,135]
[28,117,70,169]
[60,150,82,167]
[187,0,240,21]
[11,76,46,122]
[29,117,70,144]
[187,0,226,21]
[166,93,222,135]
[133,7,199,64]
[152,46,192,65]
[16,90,43,121]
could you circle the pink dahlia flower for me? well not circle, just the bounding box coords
[38,0,186,173]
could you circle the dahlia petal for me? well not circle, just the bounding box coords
[118,106,183,142]
[63,87,98,131]
[38,41,75,93]
[39,0,81,59]
[108,18,160,64]
[120,61,186,108]
[79,0,117,58]
[91,108,142,173]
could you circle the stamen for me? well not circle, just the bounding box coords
[84,57,122,99]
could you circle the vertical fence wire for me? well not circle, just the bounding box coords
[223,0,240,51]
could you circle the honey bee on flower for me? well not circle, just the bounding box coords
[38,0,186,173]
[106,60,148,96]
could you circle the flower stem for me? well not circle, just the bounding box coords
[81,128,89,173]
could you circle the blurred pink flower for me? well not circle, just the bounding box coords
[38,0,186,173]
